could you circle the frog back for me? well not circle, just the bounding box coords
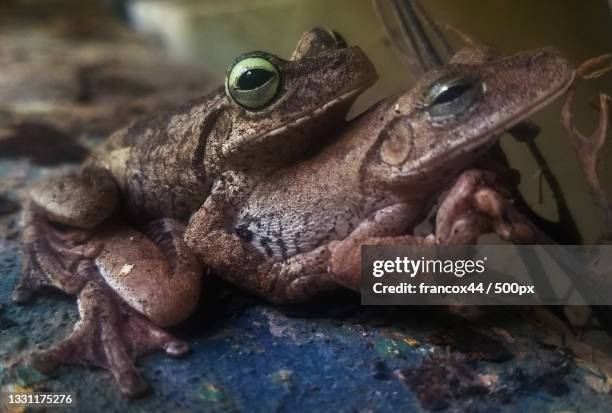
[87,91,222,223]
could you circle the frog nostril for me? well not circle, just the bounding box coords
[528,50,547,67]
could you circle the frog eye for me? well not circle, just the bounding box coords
[422,74,482,122]
[227,56,280,110]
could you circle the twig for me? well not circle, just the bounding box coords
[561,54,612,234]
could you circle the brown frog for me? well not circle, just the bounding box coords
[185,45,575,300]
[14,28,377,396]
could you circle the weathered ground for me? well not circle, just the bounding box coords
[1,3,612,412]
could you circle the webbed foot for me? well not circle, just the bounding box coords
[14,206,198,397]
[28,278,188,397]
[436,169,536,244]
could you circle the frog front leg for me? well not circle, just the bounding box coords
[434,169,537,244]
[328,203,435,291]
[329,174,539,291]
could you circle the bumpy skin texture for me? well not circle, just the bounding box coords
[14,29,378,397]
[87,30,377,223]
[185,46,575,300]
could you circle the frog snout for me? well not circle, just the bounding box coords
[522,47,572,88]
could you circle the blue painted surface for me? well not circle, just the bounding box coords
[1,160,612,413]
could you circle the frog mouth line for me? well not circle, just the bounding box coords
[406,69,576,176]
[251,82,375,144]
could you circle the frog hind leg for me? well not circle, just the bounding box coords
[24,219,199,398]
[13,167,118,303]
[94,218,202,327]
[327,203,431,290]
[13,203,99,302]
[263,244,340,303]
[28,277,188,398]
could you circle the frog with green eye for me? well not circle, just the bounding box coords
[14,28,377,397]
[185,45,574,299]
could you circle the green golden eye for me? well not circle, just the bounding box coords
[227,56,280,110]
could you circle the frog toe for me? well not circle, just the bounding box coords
[27,279,189,398]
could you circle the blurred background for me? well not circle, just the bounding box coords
[1,0,611,243]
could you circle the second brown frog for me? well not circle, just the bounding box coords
[185,45,575,301]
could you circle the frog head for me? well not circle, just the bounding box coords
[204,28,377,175]
[365,46,574,196]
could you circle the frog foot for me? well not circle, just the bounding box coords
[28,278,189,398]
[436,169,536,244]
[12,204,99,303]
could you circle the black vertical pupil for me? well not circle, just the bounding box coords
[236,68,274,90]
[432,83,472,105]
